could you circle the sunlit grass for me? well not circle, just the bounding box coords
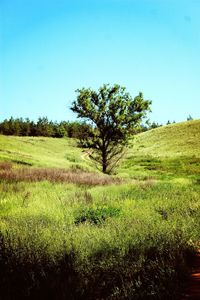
[118,119,200,180]
[0,135,94,170]
[0,120,200,298]
[131,119,200,158]
[1,179,200,298]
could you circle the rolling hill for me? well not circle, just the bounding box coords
[0,135,92,170]
[132,119,200,158]
[0,119,200,179]
[0,119,200,299]
[118,119,200,179]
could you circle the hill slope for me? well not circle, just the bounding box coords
[119,119,200,179]
[0,119,200,179]
[0,135,92,170]
[133,119,200,158]
[0,120,200,299]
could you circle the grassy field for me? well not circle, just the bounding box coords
[0,120,200,299]
[118,119,200,180]
[0,135,92,170]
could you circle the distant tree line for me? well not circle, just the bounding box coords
[0,117,164,138]
[0,117,92,139]
[0,117,167,139]
[1,115,194,139]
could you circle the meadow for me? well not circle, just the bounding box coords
[0,120,200,299]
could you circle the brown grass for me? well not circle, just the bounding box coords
[0,164,120,186]
[138,178,156,190]
[0,161,13,171]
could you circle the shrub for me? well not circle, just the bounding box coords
[74,206,121,225]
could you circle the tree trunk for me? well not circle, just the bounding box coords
[102,140,107,173]
[102,161,107,173]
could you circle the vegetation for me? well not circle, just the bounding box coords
[0,134,90,169]
[118,119,200,180]
[0,117,92,139]
[0,119,200,299]
[0,179,199,299]
[71,84,151,173]
[0,163,119,186]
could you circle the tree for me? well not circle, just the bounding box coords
[187,115,193,121]
[71,84,151,173]
[36,117,54,137]
[53,121,67,138]
[19,118,29,136]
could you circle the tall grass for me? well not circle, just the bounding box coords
[0,121,200,298]
[0,180,200,299]
[0,164,120,186]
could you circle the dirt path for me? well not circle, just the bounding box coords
[81,150,92,162]
[182,249,200,299]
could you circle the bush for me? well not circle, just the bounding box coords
[74,206,121,225]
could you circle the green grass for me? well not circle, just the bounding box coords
[0,135,94,170]
[0,120,200,299]
[1,119,199,180]
[132,120,200,158]
[1,180,200,298]
[118,119,200,180]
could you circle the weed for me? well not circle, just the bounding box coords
[74,206,121,225]
[22,191,31,207]
[156,208,168,220]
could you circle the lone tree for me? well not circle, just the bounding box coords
[71,84,151,174]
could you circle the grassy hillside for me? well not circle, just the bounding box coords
[0,120,200,299]
[0,119,199,179]
[0,135,94,170]
[118,119,200,180]
[133,119,200,158]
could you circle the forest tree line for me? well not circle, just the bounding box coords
[0,117,164,138]
[0,117,92,139]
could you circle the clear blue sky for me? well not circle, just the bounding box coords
[0,0,200,124]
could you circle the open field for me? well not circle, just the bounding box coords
[0,135,92,170]
[0,120,200,299]
[118,119,200,180]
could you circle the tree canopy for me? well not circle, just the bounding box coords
[71,84,152,173]
[0,117,91,139]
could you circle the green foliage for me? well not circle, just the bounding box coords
[36,117,54,137]
[187,114,193,121]
[74,206,121,225]
[71,84,151,173]
[0,117,93,139]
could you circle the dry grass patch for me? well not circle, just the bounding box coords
[0,161,13,171]
[0,163,120,186]
[138,178,156,190]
